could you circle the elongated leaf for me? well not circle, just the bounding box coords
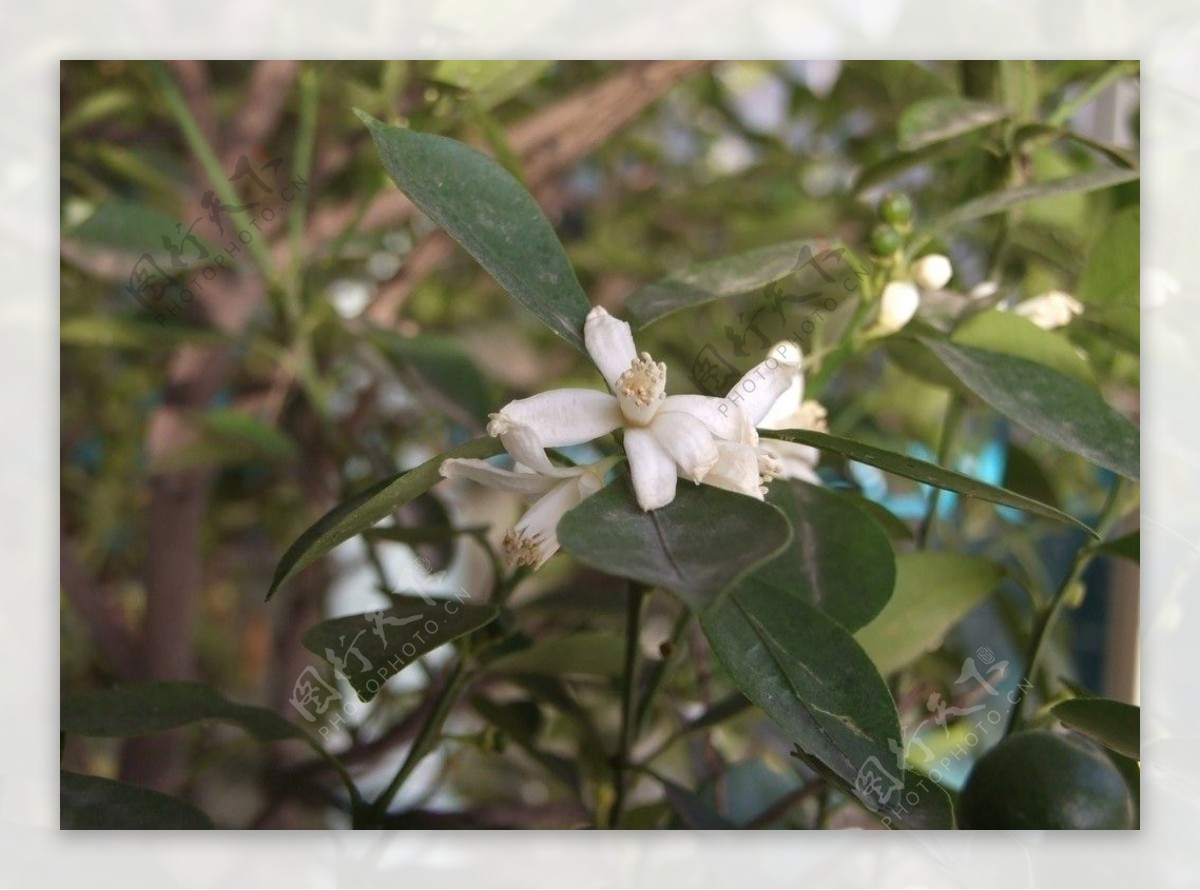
[556,478,792,609]
[1053,698,1140,760]
[927,167,1139,237]
[61,315,226,349]
[701,580,903,813]
[302,594,500,701]
[268,437,505,596]
[855,553,1005,675]
[764,428,1096,535]
[67,200,217,258]
[921,339,1139,481]
[752,480,895,631]
[61,681,301,741]
[898,97,1008,151]
[61,771,214,829]
[951,309,1094,387]
[626,239,863,330]
[358,113,589,351]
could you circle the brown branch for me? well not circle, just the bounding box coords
[60,541,137,678]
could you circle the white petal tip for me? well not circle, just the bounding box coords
[770,341,803,367]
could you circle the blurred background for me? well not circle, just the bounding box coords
[59,60,1139,828]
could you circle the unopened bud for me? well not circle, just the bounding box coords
[879,192,913,227]
[912,254,953,291]
[878,281,920,333]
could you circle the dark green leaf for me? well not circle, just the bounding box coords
[625,239,864,330]
[470,696,580,792]
[951,309,1094,387]
[1096,529,1139,563]
[842,493,914,541]
[921,339,1139,481]
[61,681,301,741]
[854,553,1005,675]
[61,771,214,829]
[764,428,1096,535]
[268,436,504,597]
[1053,698,1140,760]
[926,167,1139,238]
[357,113,589,351]
[66,200,217,259]
[557,478,792,610]
[752,480,896,632]
[302,594,500,701]
[898,97,1008,151]
[368,327,493,426]
[1002,443,1062,511]
[701,581,902,812]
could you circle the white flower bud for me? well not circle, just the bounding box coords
[911,254,953,291]
[878,280,920,333]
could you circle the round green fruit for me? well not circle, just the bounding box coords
[959,729,1135,830]
[878,192,913,227]
[869,223,903,258]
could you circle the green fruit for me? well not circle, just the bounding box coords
[960,729,1136,830]
[879,192,913,227]
[869,223,903,258]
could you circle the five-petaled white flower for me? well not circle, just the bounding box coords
[484,306,773,511]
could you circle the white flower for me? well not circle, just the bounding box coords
[911,254,953,291]
[755,350,828,486]
[486,307,761,512]
[702,341,812,497]
[877,280,921,333]
[1009,290,1084,330]
[440,456,615,569]
[969,280,999,301]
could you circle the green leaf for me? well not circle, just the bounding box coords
[1096,529,1139,563]
[66,200,216,259]
[625,239,864,330]
[1053,698,1140,760]
[752,481,896,632]
[61,771,214,829]
[487,631,625,677]
[700,580,903,813]
[920,339,1139,481]
[1075,205,1137,323]
[885,769,957,829]
[1002,443,1062,511]
[368,327,493,426]
[431,60,553,111]
[951,309,1094,387]
[764,428,1096,535]
[926,167,1139,238]
[61,315,226,349]
[357,113,589,352]
[152,408,300,473]
[268,436,505,597]
[854,553,1005,675]
[897,97,1008,151]
[61,681,301,741]
[556,478,792,610]
[302,594,500,701]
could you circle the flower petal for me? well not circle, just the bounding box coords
[440,458,564,496]
[506,475,590,569]
[650,410,719,483]
[702,440,764,500]
[758,375,804,431]
[724,341,803,427]
[489,389,621,452]
[659,394,755,444]
[584,306,638,390]
[624,426,678,511]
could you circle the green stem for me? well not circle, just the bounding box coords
[285,66,320,326]
[150,63,279,290]
[607,582,647,828]
[633,607,690,735]
[364,660,469,824]
[916,397,964,549]
[1005,478,1126,735]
